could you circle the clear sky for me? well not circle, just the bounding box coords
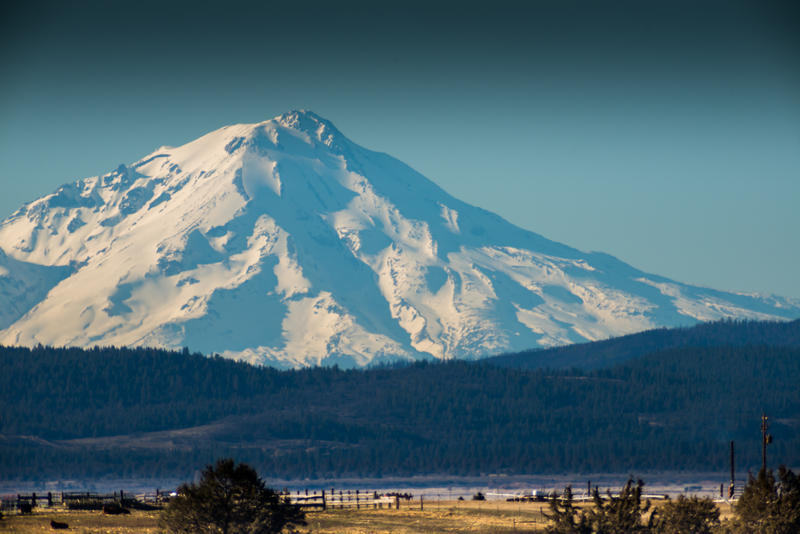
[1,0,799,298]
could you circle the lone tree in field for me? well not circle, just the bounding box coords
[160,459,306,534]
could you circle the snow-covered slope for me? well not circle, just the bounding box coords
[1,111,798,367]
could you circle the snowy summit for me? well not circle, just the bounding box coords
[0,111,798,367]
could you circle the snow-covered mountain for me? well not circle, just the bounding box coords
[1,111,798,368]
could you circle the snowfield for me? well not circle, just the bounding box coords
[1,111,798,367]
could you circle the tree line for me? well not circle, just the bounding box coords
[1,320,799,480]
[489,318,800,370]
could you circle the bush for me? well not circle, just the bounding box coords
[545,479,651,533]
[544,485,591,534]
[650,495,719,534]
[543,470,800,533]
[732,466,800,533]
[586,478,651,533]
[160,458,306,534]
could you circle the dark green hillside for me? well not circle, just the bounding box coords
[487,318,800,370]
[1,323,799,480]
[0,345,294,438]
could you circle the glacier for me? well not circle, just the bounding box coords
[0,110,797,368]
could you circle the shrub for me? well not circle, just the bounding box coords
[650,495,719,534]
[586,478,651,533]
[544,485,591,534]
[732,466,800,534]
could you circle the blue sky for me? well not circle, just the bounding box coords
[1,0,799,298]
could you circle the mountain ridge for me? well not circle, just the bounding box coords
[1,110,798,367]
[486,317,800,370]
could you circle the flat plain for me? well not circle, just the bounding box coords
[0,500,735,533]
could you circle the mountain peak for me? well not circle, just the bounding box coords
[274,109,326,124]
[271,110,343,147]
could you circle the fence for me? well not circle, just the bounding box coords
[1,489,171,513]
[286,489,402,510]
[1,492,60,511]
[2,488,411,514]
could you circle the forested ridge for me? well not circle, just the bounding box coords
[1,320,799,480]
[488,318,800,369]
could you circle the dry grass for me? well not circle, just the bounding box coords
[0,499,736,533]
[300,500,552,534]
[0,502,551,534]
[0,508,160,533]
[302,500,737,534]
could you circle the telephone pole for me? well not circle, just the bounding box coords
[729,440,735,499]
[761,413,773,473]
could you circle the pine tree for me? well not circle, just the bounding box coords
[544,486,591,534]
[732,466,800,533]
[586,479,651,534]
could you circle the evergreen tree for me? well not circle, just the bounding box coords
[160,459,305,534]
[586,479,651,534]
[732,466,800,533]
[544,485,591,534]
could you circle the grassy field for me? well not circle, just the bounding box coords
[305,500,736,534]
[0,509,161,533]
[0,500,735,533]
[305,500,553,533]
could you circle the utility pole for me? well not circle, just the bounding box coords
[761,413,773,473]
[729,440,735,499]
